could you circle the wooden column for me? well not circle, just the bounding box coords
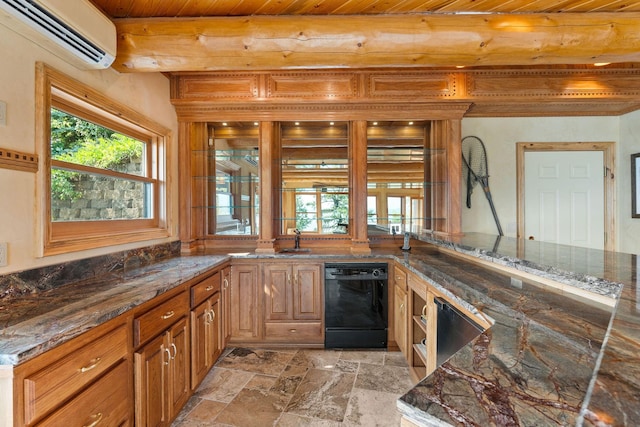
[179,122,207,253]
[426,120,462,237]
[255,121,277,253]
[446,119,463,237]
[350,120,371,255]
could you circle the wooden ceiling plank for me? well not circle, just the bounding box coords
[89,0,640,16]
[113,13,640,72]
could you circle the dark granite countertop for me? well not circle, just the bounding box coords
[396,233,638,427]
[0,255,229,365]
[0,233,637,426]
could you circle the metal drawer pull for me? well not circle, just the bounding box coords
[205,285,214,291]
[289,329,297,333]
[171,343,177,359]
[223,278,229,288]
[400,303,405,313]
[161,310,175,320]
[79,357,101,373]
[211,309,216,321]
[164,348,171,365]
[83,412,103,427]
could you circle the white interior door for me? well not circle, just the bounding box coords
[524,151,604,249]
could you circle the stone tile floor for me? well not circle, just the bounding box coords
[172,347,413,426]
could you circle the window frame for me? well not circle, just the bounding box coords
[36,63,172,256]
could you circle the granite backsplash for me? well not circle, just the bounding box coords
[0,241,181,300]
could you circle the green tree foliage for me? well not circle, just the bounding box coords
[50,109,142,201]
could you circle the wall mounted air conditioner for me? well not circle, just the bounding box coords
[0,0,116,69]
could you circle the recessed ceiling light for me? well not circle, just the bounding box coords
[222,122,227,126]
[330,122,334,126]
[295,122,300,126]
[408,121,414,125]
[373,122,378,126]
[254,122,259,126]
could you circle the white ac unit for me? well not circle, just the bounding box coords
[0,0,116,69]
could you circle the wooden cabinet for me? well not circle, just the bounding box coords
[190,272,222,390]
[394,283,408,357]
[229,263,261,342]
[12,316,132,427]
[263,262,323,344]
[134,291,190,427]
[408,285,437,383]
[221,265,232,345]
[37,360,130,427]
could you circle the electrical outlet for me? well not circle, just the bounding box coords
[0,100,6,126]
[0,242,7,267]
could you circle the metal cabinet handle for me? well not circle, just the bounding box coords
[211,308,216,322]
[205,285,214,291]
[171,343,177,359]
[399,303,405,314]
[164,348,171,365]
[79,357,101,373]
[287,273,291,285]
[289,328,297,333]
[223,278,229,288]
[161,310,175,320]
[83,412,103,427]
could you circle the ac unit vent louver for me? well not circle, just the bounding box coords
[0,0,116,69]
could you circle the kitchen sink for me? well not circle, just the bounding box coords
[278,248,312,254]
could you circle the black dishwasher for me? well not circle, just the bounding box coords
[324,263,388,348]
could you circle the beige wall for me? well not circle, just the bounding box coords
[461,115,640,255]
[0,25,179,274]
[618,109,640,255]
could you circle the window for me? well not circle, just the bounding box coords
[36,64,172,255]
[294,188,348,234]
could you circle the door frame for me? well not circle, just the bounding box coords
[516,142,616,251]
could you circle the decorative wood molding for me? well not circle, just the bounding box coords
[171,67,640,119]
[0,148,38,172]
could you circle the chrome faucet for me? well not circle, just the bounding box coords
[294,229,301,249]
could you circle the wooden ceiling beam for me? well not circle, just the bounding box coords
[114,13,640,72]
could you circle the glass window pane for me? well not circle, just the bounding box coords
[51,108,146,177]
[51,168,152,222]
[210,123,260,236]
[367,196,377,224]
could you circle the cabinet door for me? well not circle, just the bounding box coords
[230,264,260,340]
[167,317,190,421]
[293,264,322,320]
[221,266,232,345]
[190,299,210,390]
[394,284,408,357]
[264,264,294,321]
[211,292,222,362]
[134,334,168,427]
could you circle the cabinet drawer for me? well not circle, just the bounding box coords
[134,291,188,347]
[36,361,130,427]
[264,322,322,342]
[394,268,408,291]
[24,325,127,424]
[191,272,220,308]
